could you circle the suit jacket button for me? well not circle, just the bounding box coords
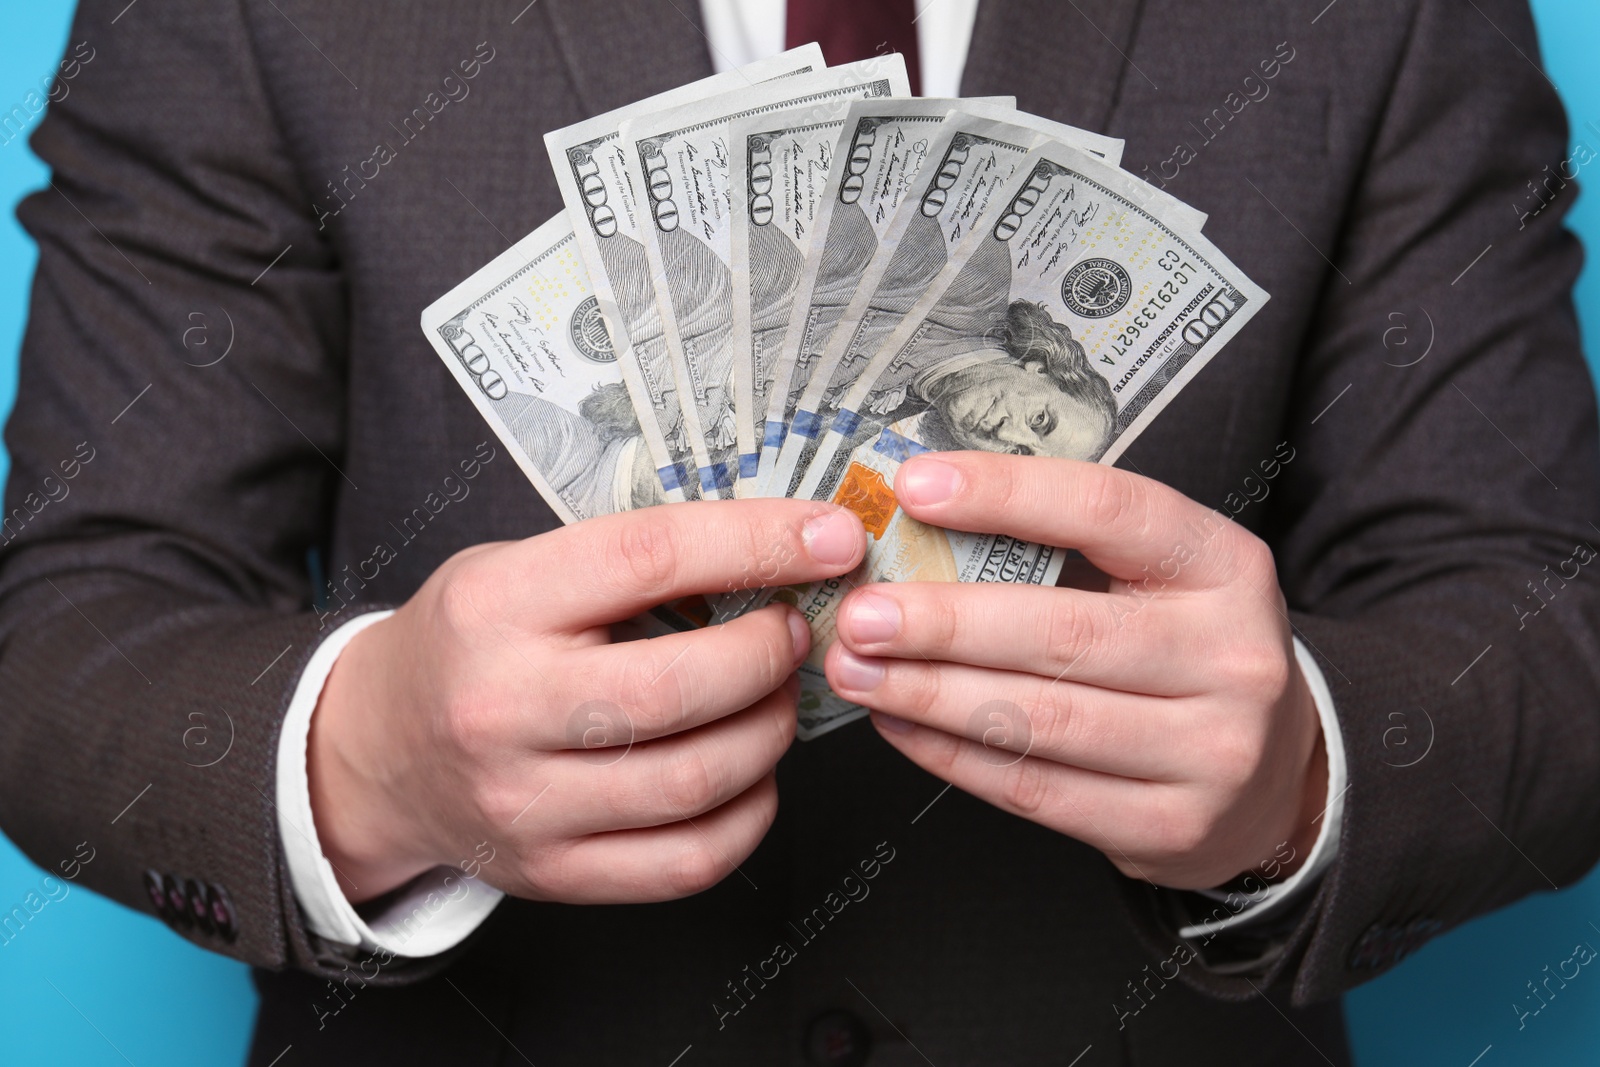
[143,869,167,917]
[804,1009,872,1066]
[185,879,213,934]
[206,883,237,941]
[162,874,191,928]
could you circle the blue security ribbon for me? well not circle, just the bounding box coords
[700,462,734,493]
[872,428,931,463]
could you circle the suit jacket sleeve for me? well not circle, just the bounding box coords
[1121,0,1600,1005]
[0,0,449,983]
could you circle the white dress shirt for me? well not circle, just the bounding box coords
[275,611,501,956]
[277,0,1346,957]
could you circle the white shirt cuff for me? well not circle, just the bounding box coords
[275,609,505,957]
[1177,637,1347,939]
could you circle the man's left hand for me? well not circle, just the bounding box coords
[823,452,1328,890]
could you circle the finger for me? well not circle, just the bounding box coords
[546,682,796,835]
[503,499,867,632]
[868,717,1180,869]
[521,774,779,904]
[825,645,1187,780]
[893,452,1254,587]
[833,581,1201,695]
[547,604,808,745]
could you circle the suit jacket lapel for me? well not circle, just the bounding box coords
[540,0,717,117]
[961,0,1148,134]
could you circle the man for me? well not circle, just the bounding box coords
[2,2,1597,1066]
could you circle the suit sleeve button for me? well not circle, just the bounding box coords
[143,870,167,917]
[206,883,237,941]
[162,874,190,928]
[185,879,213,934]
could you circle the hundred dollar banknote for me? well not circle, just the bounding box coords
[421,211,642,521]
[726,95,1013,497]
[752,97,973,494]
[726,99,857,495]
[545,45,823,503]
[617,55,910,498]
[761,104,1127,501]
[740,141,1268,736]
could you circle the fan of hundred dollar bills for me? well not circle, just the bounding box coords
[422,44,1267,740]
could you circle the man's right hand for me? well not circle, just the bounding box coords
[306,500,867,906]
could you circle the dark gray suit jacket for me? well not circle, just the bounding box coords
[3,1,1598,1064]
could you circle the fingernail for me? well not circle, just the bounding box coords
[786,609,811,668]
[833,648,885,692]
[802,508,862,566]
[873,711,914,736]
[843,592,900,645]
[899,458,962,507]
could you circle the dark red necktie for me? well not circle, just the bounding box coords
[785,0,924,96]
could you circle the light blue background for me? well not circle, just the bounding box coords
[0,3,1596,1064]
